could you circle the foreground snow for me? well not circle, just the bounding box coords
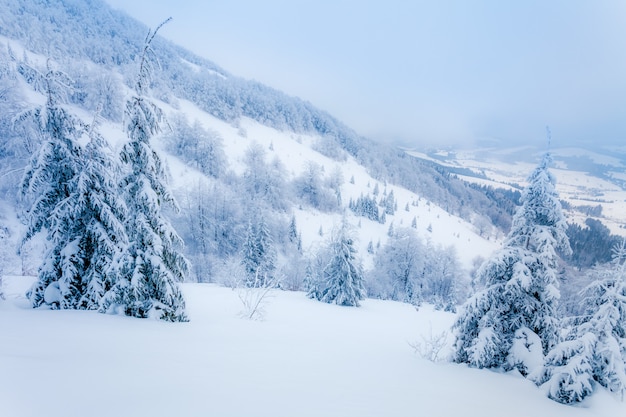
[0,277,624,417]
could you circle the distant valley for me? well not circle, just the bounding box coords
[407,145,626,235]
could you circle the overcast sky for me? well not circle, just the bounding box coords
[105,0,626,149]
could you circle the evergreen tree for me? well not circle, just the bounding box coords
[313,218,365,307]
[385,190,395,215]
[101,20,189,322]
[349,193,379,222]
[288,215,299,244]
[453,153,570,375]
[75,119,128,309]
[241,212,276,287]
[305,255,323,301]
[535,240,626,403]
[20,63,84,308]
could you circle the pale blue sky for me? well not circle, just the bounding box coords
[105,0,626,148]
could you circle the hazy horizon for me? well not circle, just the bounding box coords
[105,0,626,150]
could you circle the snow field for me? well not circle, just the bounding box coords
[1,276,624,417]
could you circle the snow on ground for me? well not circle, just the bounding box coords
[1,276,624,417]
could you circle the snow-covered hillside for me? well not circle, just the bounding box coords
[0,0,504,286]
[159,98,498,270]
[1,276,624,417]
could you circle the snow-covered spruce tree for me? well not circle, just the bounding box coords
[20,63,85,308]
[241,212,276,288]
[453,153,570,375]
[101,19,189,322]
[25,110,127,310]
[535,240,626,403]
[74,119,128,309]
[311,217,365,307]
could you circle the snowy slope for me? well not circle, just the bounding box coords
[1,276,624,417]
[164,99,499,270]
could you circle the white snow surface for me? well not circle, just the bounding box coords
[1,276,624,417]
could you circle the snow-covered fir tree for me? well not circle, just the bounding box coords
[287,214,302,252]
[24,110,127,310]
[384,190,396,215]
[453,153,570,375]
[349,193,379,222]
[241,212,276,288]
[74,119,128,309]
[100,20,189,322]
[310,217,365,307]
[20,63,85,309]
[535,240,626,403]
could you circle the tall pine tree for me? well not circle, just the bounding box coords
[453,153,570,374]
[101,19,189,322]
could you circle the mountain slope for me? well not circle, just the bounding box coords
[0,0,502,287]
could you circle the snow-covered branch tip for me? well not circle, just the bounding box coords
[135,17,172,96]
